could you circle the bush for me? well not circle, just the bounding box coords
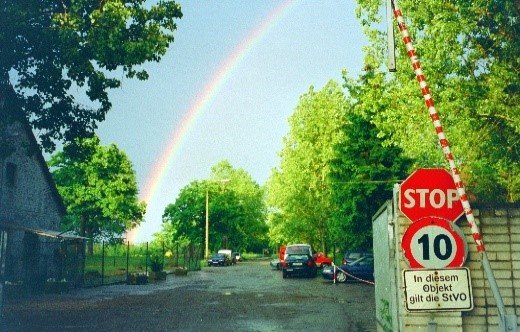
[150,256,164,273]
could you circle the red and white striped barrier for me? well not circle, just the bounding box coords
[332,264,375,286]
[391,0,484,253]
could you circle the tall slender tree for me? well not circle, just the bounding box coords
[266,81,348,252]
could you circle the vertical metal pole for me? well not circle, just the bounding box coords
[333,264,336,285]
[428,319,437,332]
[205,189,209,259]
[162,242,165,268]
[386,0,396,72]
[176,242,179,267]
[101,241,105,285]
[145,242,149,275]
[126,241,129,280]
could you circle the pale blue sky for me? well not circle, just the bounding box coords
[97,1,368,242]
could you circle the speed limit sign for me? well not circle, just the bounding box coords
[401,217,468,268]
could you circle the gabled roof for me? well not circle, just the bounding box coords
[2,117,67,216]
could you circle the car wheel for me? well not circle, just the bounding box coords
[336,271,347,283]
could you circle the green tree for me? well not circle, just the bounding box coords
[0,0,182,151]
[210,161,269,252]
[266,81,348,252]
[162,181,206,247]
[329,111,412,250]
[354,0,519,203]
[161,161,268,253]
[49,136,145,248]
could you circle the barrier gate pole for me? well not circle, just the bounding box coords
[389,1,517,330]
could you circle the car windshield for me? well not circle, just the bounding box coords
[285,246,310,255]
[287,254,309,259]
[212,254,224,259]
[350,256,373,266]
[345,252,363,260]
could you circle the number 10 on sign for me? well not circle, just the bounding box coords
[401,217,468,269]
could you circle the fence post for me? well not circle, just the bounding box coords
[126,241,130,281]
[183,247,187,269]
[145,242,149,275]
[176,242,179,267]
[101,241,105,285]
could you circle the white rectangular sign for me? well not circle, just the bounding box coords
[403,268,473,312]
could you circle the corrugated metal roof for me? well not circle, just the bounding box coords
[0,221,87,241]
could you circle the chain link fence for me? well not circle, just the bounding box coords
[83,241,203,287]
[1,235,203,301]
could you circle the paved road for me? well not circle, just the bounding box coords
[2,259,376,331]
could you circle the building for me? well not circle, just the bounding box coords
[0,118,84,295]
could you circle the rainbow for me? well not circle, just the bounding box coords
[128,0,296,243]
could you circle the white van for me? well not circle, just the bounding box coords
[218,249,236,264]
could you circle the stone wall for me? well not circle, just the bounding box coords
[0,121,62,284]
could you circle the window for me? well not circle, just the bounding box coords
[5,162,17,187]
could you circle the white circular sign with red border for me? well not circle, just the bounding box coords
[401,217,468,268]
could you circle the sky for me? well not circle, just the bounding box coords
[96,1,368,243]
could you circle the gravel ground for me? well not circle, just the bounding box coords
[1,259,376,331]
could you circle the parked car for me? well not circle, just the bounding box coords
[218,249,236,265]
[270,258,281,270]
[313,252,332,268]
[281,244,317,278]
[208,253,231,266]
[342,250,373,265]
[322,255,374,283]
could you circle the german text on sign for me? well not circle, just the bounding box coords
[403,268,473,312]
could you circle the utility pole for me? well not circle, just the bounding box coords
[205,189,209,259]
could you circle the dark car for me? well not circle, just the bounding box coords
[207,253,231,267]
[322,255,374,283]
[281,244,317,278]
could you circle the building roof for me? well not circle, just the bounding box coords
[1,115,67,217]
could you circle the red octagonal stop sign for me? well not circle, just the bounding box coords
[400,168,464,222]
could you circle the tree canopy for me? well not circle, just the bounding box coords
[0,0,182,151]
[354,0,519,203]
[49,135,145,243]
[266,81,349,252]
[266,80,411,251]
[161,161,268,253]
